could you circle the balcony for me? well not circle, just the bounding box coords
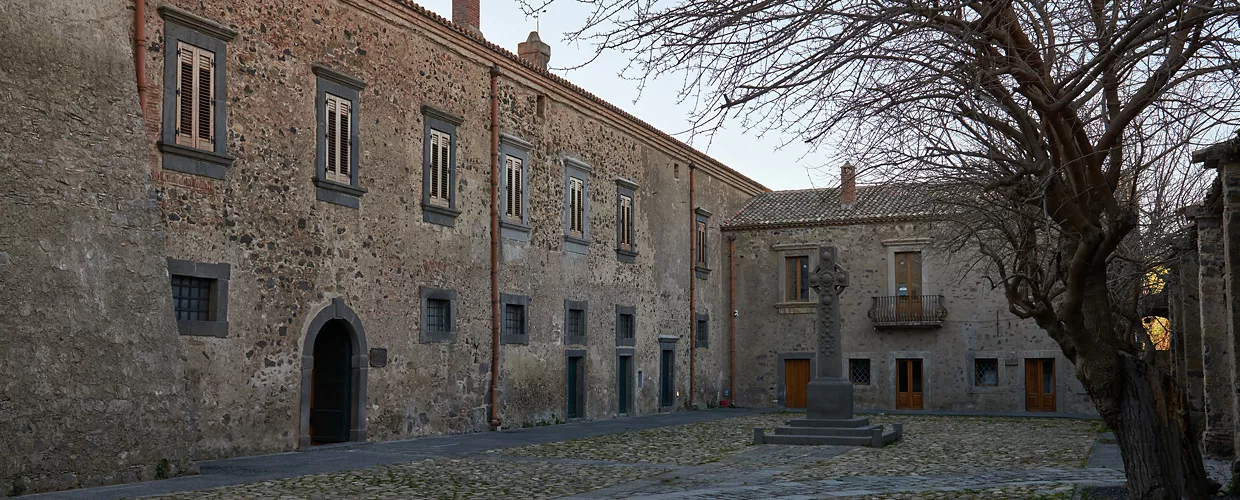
[868,295,947,329]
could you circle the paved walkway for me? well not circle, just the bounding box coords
[29,408,768,500]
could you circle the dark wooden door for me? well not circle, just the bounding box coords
[784,359,811,408]
[617,356,630,415]
[310,321,352,444]
[1025,358,1056,411]
[894,252,923,319]
[660,349,675,408]
[567,356,584,418]
[896,358,924,409]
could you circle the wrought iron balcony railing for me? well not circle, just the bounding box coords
[868,295,947,328]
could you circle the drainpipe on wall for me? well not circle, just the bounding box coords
[134,0,149,122]
[728,234,736,407]
[688,164,696,409]
[488,64,502,429]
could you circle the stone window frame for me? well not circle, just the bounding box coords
[312,64,367,209]
[564,299,589,345]
[157,5,236,180]
[562,156,593,254]
[166,257,230,337]
[615,178,639,263]
[500,134,533,241]
[695,312,709,349]
[694,208,713,279]
[500,293,530,345]
[773,243,820,314]
[965,351,1008,395]
[615,305,636,347]
[418,286,457,343]
[843,352,878,393]
[421,105,464,227]
[882,238,933,296]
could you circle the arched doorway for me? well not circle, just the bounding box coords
[299,298,368,449]
[310,320,352,443]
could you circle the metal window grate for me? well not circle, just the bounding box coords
[618,313,635,339]
[696,319,708,344]
[171,275,213,321]
[505,304,525,337]
[975,358,999,386]
[567,309,584,338]
[426,298,450,332]
[849,359,871,385]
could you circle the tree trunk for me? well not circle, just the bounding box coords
[1088,351,1218,499]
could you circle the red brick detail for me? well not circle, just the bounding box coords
[452,0,479,32]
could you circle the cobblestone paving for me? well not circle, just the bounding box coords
[139,413,1122,499]
[492,412,798,465]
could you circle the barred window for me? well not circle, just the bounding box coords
[695,316,709,348]
[171,275,213,321]
[975,358,999,386]
[849,358,871,385]
[426,298,450,333]
[618,313,634,340]
[505,304,525,337]
[567,308,585,338]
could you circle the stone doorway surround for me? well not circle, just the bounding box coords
[300,298,369,449]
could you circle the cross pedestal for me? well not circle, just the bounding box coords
[754,246,903,447]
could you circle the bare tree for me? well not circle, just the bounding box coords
[528,0,1240,496]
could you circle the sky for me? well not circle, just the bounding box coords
[416,0,833,191]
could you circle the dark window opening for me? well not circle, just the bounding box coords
[849,358,871,385]
[975,358,999,386]
[172,275,213,321]
[426,298,450,333]
[505,304,525,338]
[567,308,585,338]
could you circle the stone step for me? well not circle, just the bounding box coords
[772,425,881,437]
[759,430,900,447]
[785,417,871,428]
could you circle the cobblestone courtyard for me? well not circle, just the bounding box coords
[121,412,1136,500]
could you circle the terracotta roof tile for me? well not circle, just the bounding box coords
[722,183,942,229]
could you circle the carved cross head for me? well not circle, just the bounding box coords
[809,246,849,296]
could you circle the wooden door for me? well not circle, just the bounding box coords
[784,359,811,408]
[1025,359,1056,411]
[567,356,584,418]
[660,349,675,408]
[894,252,923,320]
[617,356,630,415]
[896,358,924,409]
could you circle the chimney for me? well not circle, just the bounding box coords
[518,31,551,71]
[840,162,857,208]
[452,0,481,36]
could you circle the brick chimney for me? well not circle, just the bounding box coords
[452,0,480,36]
[840,162,857,208]
[518,31,551,71]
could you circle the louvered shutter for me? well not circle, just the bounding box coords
[429,132,441,199]
[439,137,450,202]
[337,99,351,179]
[326,97,338,179]
[505,156,516,218]
[175,43,195,147]
[197,51,214,149]
[512,158,523,220]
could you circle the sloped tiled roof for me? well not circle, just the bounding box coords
[722,183,943,230]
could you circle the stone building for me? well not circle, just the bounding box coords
[0,0,1116,495]
[722,167,1096,414]
[1169,133,1240,459]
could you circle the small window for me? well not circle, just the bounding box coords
[500,293,530,344]
[695,220,708,266]
[695,314,709,348]
[785,256,809,302]
[426,299,450,332]
[505,304,525,337]
[174,42,215,151]
[616,179,639,262]
[565,299,588,345]
[849,359,871,385]
[505,155,524,222]
[568,177,585,237]
[618,195,634,250]
[568,308,584,337]
[323,93,352,185]
[975,358,999,386]
[428,129,452,205]
[171,275,213,321]
[616,305,636,347]
[694,208,712,278]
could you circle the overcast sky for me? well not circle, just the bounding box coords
[417,0,834,191]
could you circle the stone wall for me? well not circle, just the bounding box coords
[728,222,1096,414]
[0,0,195,494]
[140,0,762,461]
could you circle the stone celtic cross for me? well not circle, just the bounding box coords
[808,246,849,379]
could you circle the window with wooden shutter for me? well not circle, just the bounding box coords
[695,220,708,266]
[428,129,451,205]
[324,93,351,184]
[569,177,584,237]
[505,155,523,221]
[619,195,634,250]
[174,42,215,151]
